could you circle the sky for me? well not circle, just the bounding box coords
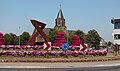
[0,0,120,42]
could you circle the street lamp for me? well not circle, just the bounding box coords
[19,26,20,47]
[66,24,68,43]
[67,31,68,43]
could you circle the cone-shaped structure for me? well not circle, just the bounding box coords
[54,8,66,32]
[56,8,64,19]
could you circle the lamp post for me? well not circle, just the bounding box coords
[66,24,68,44]
[19,26,20,47]
[67,30,68,43]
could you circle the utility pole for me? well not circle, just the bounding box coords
[19,26,20,47]
[66,24,68,44]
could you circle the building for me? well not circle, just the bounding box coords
[54,8,66,32]
[111,18,120,45]
[31,8,75,45]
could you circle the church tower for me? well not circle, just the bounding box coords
[54,8,66,32]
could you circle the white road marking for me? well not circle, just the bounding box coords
[0,64,120,68]
[95,63,120,67]
[0,66,50,68]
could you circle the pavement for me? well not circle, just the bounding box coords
[0,60,120,68]
[0,66,120,71]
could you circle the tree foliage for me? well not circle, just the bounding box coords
[4,33,14,45]
[75,30,85,43]
[3,29,102,47]
[48,29,58,45]
[4,32,30,45]
[107,41,113,47]
[68,34,74,45]
[47,29,102,47]
[47,29,68,45]
[20,32,30,45]
[14,36,19,45]
[87,29,102,48]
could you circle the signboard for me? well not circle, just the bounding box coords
[80,43,87,51]
[44,42,51,50]
[62,43,69,51]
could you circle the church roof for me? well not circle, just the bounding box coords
[57,8,64,19]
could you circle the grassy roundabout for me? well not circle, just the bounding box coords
[0,53,120,62]
[0,45,119,62]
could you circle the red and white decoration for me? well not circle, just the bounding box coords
[44,42,51,50]
[80,43,87,51]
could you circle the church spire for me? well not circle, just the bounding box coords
[56,5,64,19]
[54,5,66,32]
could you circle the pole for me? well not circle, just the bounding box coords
[19,26,20,47]
[67,30,68,43]
[66,24,68,43]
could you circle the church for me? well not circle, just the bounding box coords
[32,8,75,45]
[54,8,66,32]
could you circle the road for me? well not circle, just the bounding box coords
[0,60,120,71]
[0,60,120,68]
[0,66,120,71]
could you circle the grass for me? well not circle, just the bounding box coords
[0,53,120,61]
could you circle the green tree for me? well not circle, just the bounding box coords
[84,34,92,47]
[114,44,119,56]
[4,33,14,45]
[48,29,58,45]
[87,29,102,49]
[20,32,30,45]
[9,33,18,45]
[14,36,19,45]
[107,41,113,47]
[68,34,74,45]
[75,30,85,43]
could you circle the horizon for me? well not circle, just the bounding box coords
[1,0,120,42]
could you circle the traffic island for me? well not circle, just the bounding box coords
[0,56,120,63]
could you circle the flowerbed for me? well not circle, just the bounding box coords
[0,50,107,57]
[0,45,108,57]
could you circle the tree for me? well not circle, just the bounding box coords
[68,34,74,45]
[107,41,113,47]
[84,34,92,47]
[9,33,18,45]
[4,33,15,45]
[4,32,30,45]
[14,36,19,45]
[10,33,16,39]
[48,29,58,45]
[87,29,102,49]
[114,44,119,56]
[75,30,85,43]
[20,32,30,45]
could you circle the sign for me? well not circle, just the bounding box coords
[80,43,87,51]
[62,43,69,51]
[44,42,51,50]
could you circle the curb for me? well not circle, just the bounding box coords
[1,58,120,63]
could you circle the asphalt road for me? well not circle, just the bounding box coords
[0,60,120,71]
[0,60,120,68]
[0,66,120,71]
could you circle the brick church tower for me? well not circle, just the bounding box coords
[54,8,66,32]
